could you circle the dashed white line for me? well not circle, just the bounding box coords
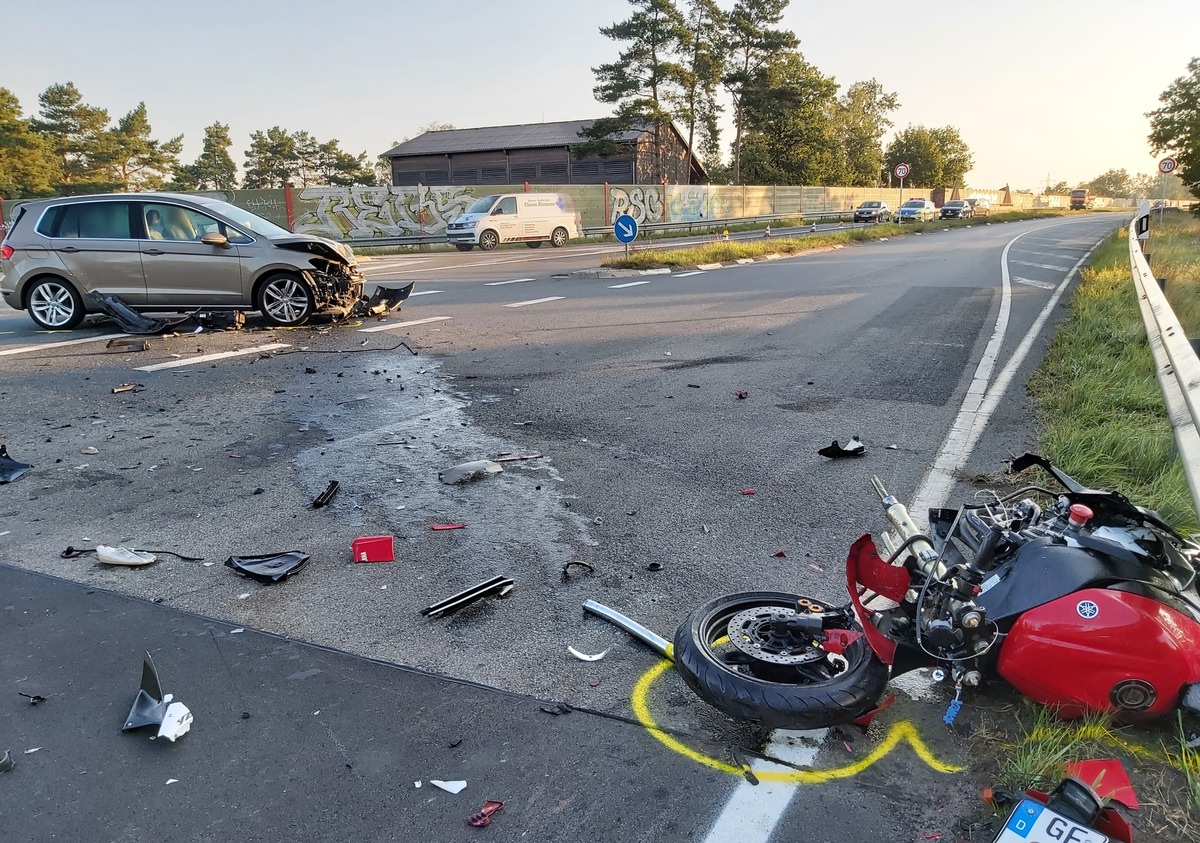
[608,281,651,289]
[1012,276,1056,290]
[483,277,535,286]
[134,343,291,372]
[503,297,565,308]
[0,333,127,357]
[358,316,454,333]
[408,290,444,296]
[674,271,706,278]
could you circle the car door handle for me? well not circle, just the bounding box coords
[59,246,80,253]
[142,248,163,256]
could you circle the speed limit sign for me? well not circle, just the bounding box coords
[894,163,910,179]
[1158,157,1177,174]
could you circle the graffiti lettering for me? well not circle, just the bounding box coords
[609,186,664,225]
[292,186,476,240]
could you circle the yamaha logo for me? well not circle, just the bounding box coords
[1076,600,1100,619]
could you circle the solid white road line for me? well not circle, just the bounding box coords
[702,729,827,843]
[673,271,706,277]
[910,228,1103,515]
[608,281,651,289]
[483,277,535,286]
[358,316,453,333]
[0,332,127,357]
[1010,259,1073,271]
[503,297,565,308]
[134,343,291,372]
[407,290,443,296]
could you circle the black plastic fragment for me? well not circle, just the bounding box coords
[818,437,866,459]
[0,444,32,483]
[224,551,310,583]
[312,480,339,508]
[124,653,169,731]
[89,292,191,334]
[18,692,46,705]
[0,750,13,773]
[362,282,415,316]
[421,575,514,618]
[561,561,595,581]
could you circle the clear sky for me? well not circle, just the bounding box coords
[4,0,1196,190]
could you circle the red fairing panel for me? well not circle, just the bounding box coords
[846,534,910,664]
[998,588,1200,719]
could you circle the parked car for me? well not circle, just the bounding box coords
[896,198,937,223]
[852,200,891,223]
[965,198,991,217]
[446,192,581,251]
[0,193,365,330]
[938,200,973,220]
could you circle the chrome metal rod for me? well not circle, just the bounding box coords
[582,599,671,658]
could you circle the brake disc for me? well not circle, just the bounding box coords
[726,606,827,665]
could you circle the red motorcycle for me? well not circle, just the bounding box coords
[673,454,1200,728]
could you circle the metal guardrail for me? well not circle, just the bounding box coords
[1129,202,1200,516]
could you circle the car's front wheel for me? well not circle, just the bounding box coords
[479,230,500,251]
[27,277,85,330]
[257,273,314,326]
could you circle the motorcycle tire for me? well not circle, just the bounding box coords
[673,591,889,729]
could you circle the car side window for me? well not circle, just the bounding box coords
[143,204,250,244]
[56,202,134,239]
[493,197,517,215]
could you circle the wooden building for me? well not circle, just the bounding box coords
[383,119,707,187]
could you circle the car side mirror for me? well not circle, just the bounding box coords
[200,232,229,247]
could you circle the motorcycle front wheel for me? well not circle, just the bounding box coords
[673,591,889,729]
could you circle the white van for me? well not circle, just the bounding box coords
[445,193,581,251]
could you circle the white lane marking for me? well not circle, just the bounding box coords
[134,343,291,372]
[1010,259,1073,271]
[609,281,651,289]
[0,332,127,357]
[911,230,1103,515]
[703,729,827,843]
[484,277,536,286]
[1012,276,1056,290]
[408,290,443,296]
[674,271,706,278]
[639,268,671,275]
[358,316,453,333]
[1018,248,1087,259]
[504,297,565,308]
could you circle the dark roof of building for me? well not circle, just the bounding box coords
[383,120,650,158]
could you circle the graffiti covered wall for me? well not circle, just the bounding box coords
[291,185,478,239]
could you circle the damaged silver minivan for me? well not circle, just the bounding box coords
[0,192,364,329]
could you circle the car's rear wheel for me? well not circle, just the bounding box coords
[27,277,85,330]
[479,230,500,251]
[257,273,314,326]
[455,244,474,252]
[550,227,569,248]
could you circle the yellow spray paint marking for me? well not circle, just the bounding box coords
[631,658,962,781]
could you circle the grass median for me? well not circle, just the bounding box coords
[1028,211,1198,532]
[601,209,1074,269]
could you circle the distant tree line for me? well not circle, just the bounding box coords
[579,0,973,187]
[1037,170,1190,201]
[0,82,377,199]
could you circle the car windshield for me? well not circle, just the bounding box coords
[946,201,966,208]
[902,200,924,208]
[466,195,500,214]
[190,197,291,236]
[860,202,881,208]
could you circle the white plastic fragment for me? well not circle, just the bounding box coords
[230,628,244,634]
[567,646,609,662]
[439,460,503,485]
[166,779,179,785]
[154,700,192,742]
[238,593,251,600]
[82,446,99,455]
[24,747,42,754]
[430,780,467,794]
[414,781,422,788]
[96,545,157,567]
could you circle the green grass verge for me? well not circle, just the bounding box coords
[1028,214,1199,531]
[602,209,1071,269]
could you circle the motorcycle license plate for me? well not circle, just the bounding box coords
[993,800,1108,843]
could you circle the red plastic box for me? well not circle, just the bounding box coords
[352,535,394,563]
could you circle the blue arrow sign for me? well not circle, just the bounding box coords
[614,214,639,244]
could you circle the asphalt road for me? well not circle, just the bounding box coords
[0,213,1125,841]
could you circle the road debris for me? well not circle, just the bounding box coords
[18,692,46,705]
[111,383,144,394]
[0,750,13,773]
[540,702,572,716]
[81,446,99,455]
[105,337,149,352]
[740,489,755,495]
[123,652,193,742]
[430,780,467,794]
[492,453,543,463]
[467,800,504,828]
[818,437,866,459]
[23,747,41,754]
[431,523,467,531]
[224,551,310,583]
[0,445,32,483]
[359,282,415,317]
[735,390,749,399]
[567,646,609,662]
[439,460,503,484]
[96,545,157,567]
[773,551,786,558]
[422,576,514,618]
[581,600,672,658]
[90,292,192,334]
[352,535,394,563]
[646,562,663,571]
[312,480,340,508]
[561,561,594,581]
[731,747,759,785]
[1064,759,1139,810]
